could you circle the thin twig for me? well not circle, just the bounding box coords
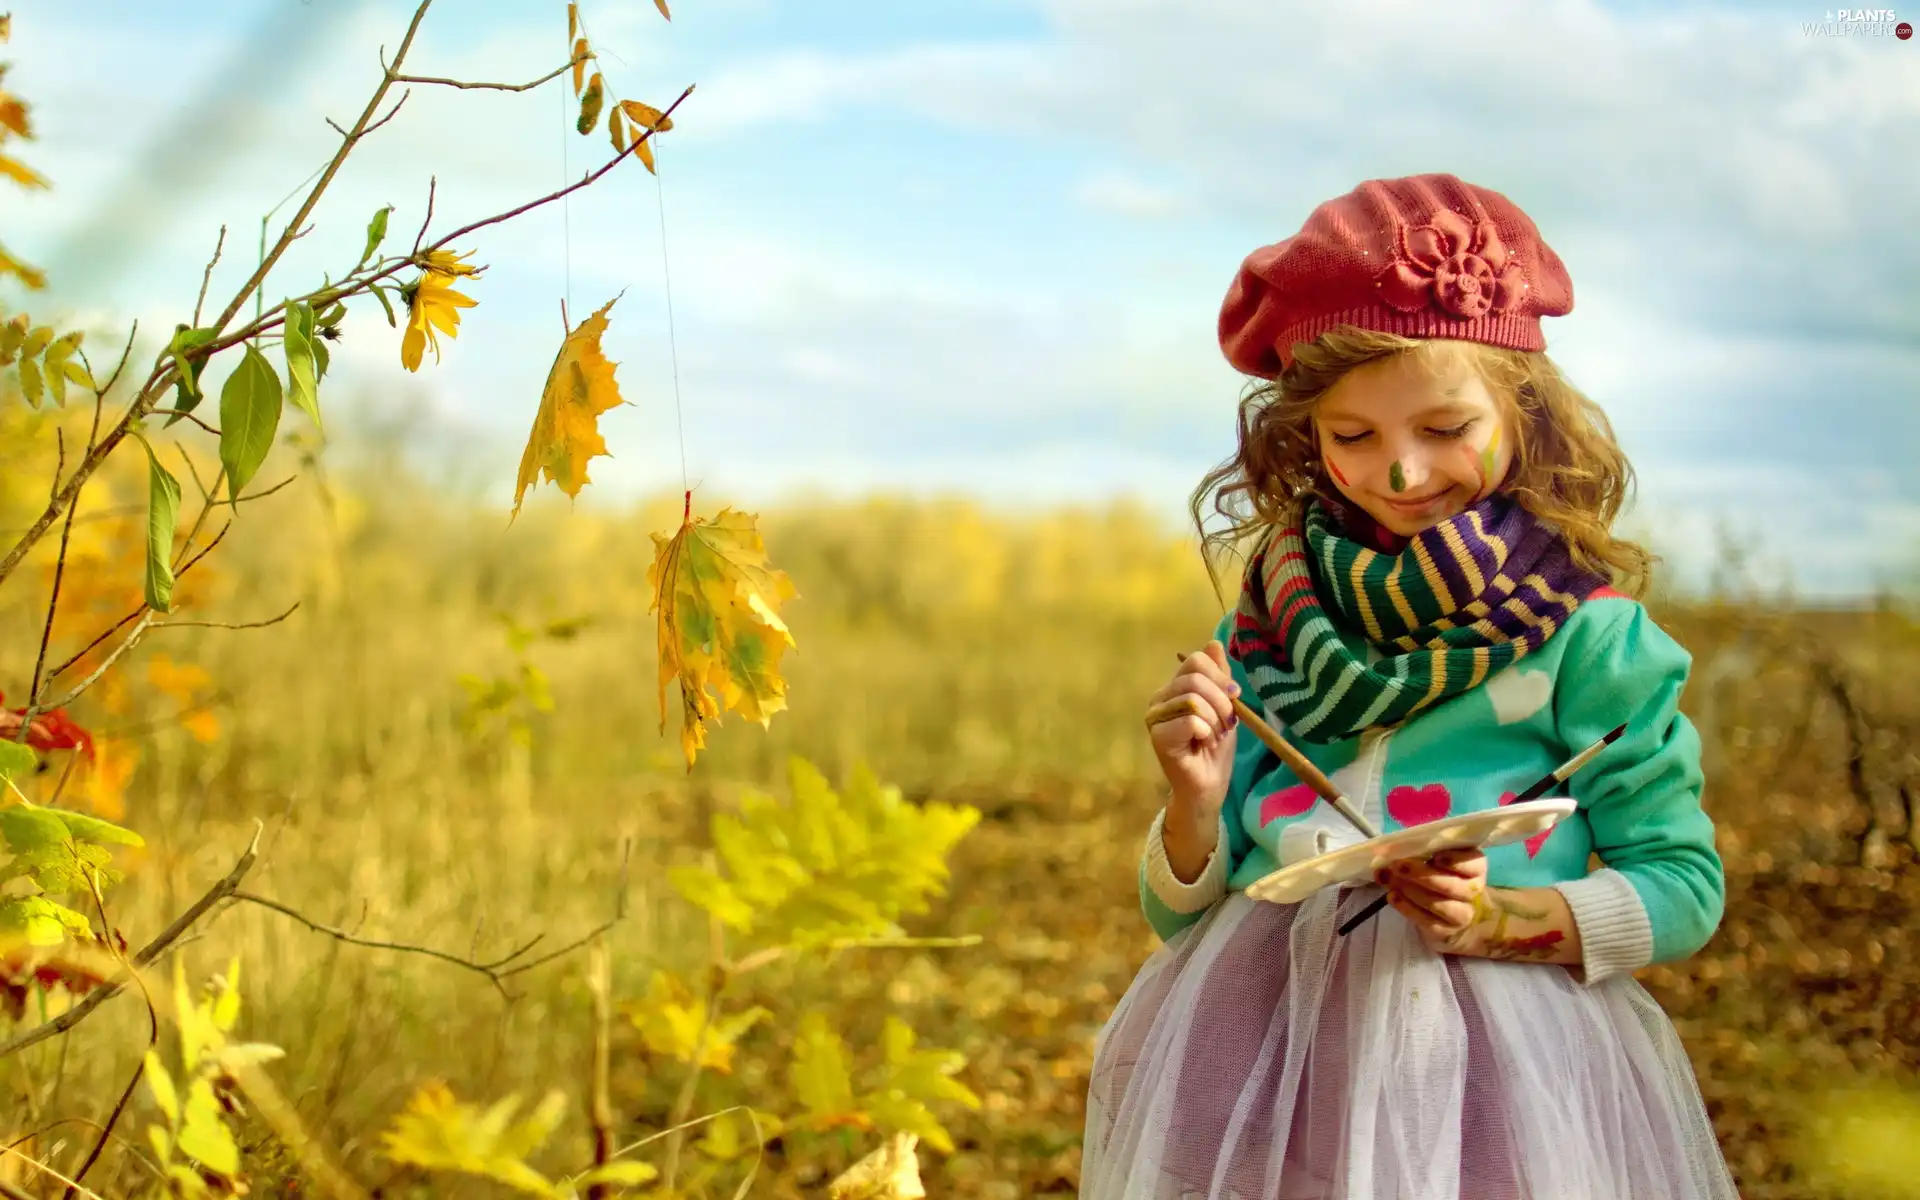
[494,841,632,979]
[430,83,694,251]
[229,841,628,998]
[0,824,263,1059]
[361,89,412,138]
[393,55,580,93]
[229,892,512,999]
[46,524,229,683]
[413,176,437,255]
[93,320,142,406]
[146,409,219,436]
[24,432,74,717]
[193,227,227,328]
[151,602,299,633]
[36,612,157,714]
[62,874,161,1199]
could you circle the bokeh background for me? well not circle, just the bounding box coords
[3,0,1918,1196]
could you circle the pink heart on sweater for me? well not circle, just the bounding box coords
[1499,790,1553,858]
[1386,783,1452,827]
[1258,783,1319,825]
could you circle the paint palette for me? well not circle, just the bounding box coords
[1243,797,1577,905]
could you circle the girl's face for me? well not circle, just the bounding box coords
[1313,351,1515,538]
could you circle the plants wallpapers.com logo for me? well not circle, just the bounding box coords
[1804,7,1913,35]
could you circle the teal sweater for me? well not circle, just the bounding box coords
[1139,593,1725,984]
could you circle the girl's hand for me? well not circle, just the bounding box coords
[1146,640,1240,818]
[1147,641,1240,882]
[1375,849,1490,953]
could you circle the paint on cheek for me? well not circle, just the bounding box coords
[1388,461,1406,492]
[1327,457,1351,487]
[1478,423,1502,490]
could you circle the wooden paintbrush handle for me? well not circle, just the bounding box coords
[1175,653,1380,840]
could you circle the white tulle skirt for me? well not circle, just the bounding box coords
[1081,888,1739,1200]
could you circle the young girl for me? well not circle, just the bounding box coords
[1080,174,1739,1200]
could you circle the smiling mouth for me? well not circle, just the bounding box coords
[1382,490,1454,510]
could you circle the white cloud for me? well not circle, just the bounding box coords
[1073,172,1183,218]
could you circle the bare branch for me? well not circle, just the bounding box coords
[232,844,628,1000]
[393,54,580,93]
[211,1,438,336]
[36,611,157,713]
[0,824,263,1059]
[152,602,299,633]
[47,523,230,683]
[231,892,514,999]
[193,226,227,328]
[431,83,694,251]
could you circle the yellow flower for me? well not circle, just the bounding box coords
[401,270,478,372]
[421,248,480,277]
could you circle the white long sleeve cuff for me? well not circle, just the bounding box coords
[1142,808,1229,913]
[1554,867,1655,986]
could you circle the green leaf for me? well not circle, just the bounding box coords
[19,356,42,407]
[217,343,283,496]
[145,1050,181,1125]
[49,807,144,847]
[0,739,34,782]
[133,431,181,612]
[668,866,755,931]
[282,300,322,430]
[176,1079,240,1176]
[163,326,218,426]
[360,205,393,267]
[0,806,70,852]
[790,1011,858,1119]
[212,956,242,1031]
[0,896,91,946]
[570,1160,659,1189]
[371,284,398,327]
[314,334,331,380]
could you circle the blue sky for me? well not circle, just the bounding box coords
[6,0,1917,598]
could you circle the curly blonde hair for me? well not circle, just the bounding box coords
[1190,327,1655,600]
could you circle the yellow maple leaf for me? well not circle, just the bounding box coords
[647,504,798,767]
[511,296,624,519]
[381,1081,566,1197]
[399,260,479,372]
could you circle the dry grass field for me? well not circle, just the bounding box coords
[2,428,1916,1198]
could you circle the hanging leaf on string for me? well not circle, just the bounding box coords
[577,72,605,135]
[654,0,672,20]
[608,106,626,155]
[571,37,591,97]
[511,296,625,520]
[620,100,672,173]
[567,2,579,43]
[647,504,798,767]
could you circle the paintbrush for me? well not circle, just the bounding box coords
[1172,652,1381,842]
[1335,721,1631,937]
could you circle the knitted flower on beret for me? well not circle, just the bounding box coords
[1219,173,1574,378]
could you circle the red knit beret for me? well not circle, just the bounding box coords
[1218,173,1574,378]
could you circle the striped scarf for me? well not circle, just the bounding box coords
[1229,493,1607,742]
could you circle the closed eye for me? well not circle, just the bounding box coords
[1329,430,1371,446]
[1429,420,1476,440]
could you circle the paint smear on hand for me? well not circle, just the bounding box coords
[1388,461,1406,492]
